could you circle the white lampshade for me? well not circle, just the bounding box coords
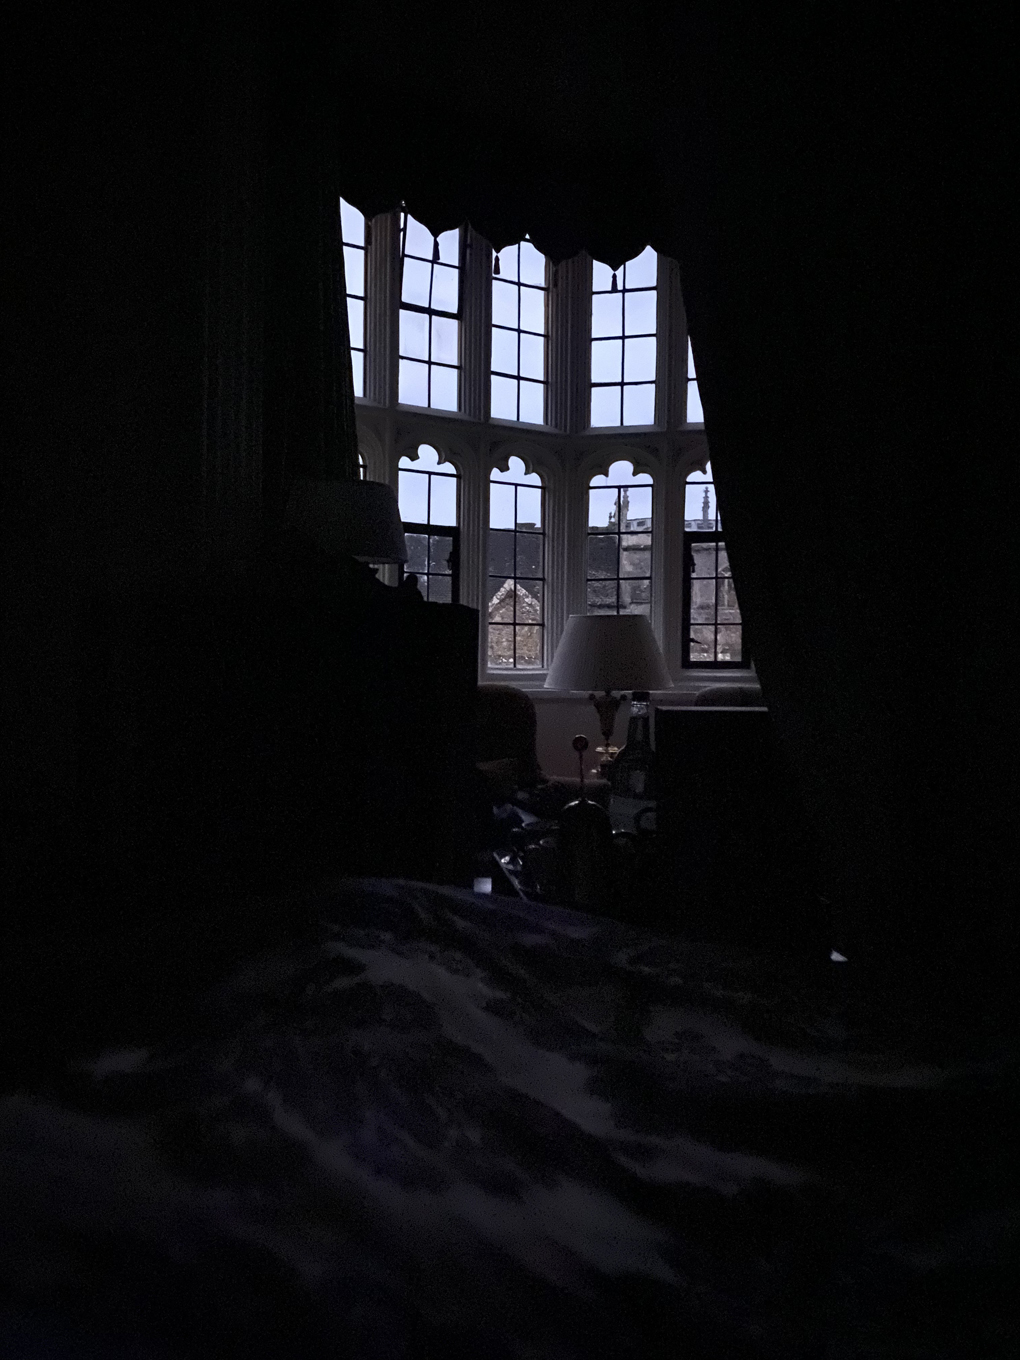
[285,478,408,563]
[545,614,673,691]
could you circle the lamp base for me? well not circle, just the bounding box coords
[595,744,620,778]
[588,689,623,752]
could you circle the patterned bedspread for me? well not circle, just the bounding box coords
[1,879,1013,1358]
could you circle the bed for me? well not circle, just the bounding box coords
[0,878,1012,1358]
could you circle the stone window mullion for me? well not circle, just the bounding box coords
[364,210,400,408]
[457,440,486,627]
[537,453,567,669]
[460,227,492,423]
[547,253,592,435]
[651,444,674,657]
[564,444,589,624]
[456,225,490,644]
[657,256,686,431]
[660,448,687,677]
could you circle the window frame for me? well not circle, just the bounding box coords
[349,209,755,689]
[397,211,464,412]
[589,248,659,430]
[396,444,462,602]
[584,463,654,619]
[486,457,547,672]
[340,198,367,399]
[685,336,704,427]
[398,524,462,605]
[680,530,750,669]
[490,242,549,426]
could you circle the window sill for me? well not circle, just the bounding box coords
[487,416,557,434]
[584,423,663,436]
[483,669,757,700]
[394,402,474,420]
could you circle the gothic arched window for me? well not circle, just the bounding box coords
[398,444,460,602]
[586,460,653,615]
[487,458,544,669]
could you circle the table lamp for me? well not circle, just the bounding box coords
[544,614,673,764]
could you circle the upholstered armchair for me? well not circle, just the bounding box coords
[692,683,765,707]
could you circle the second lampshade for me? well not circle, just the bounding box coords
[285,478,408,564]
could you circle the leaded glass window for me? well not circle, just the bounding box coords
[340,198,366,398]
[487,458,544,668]
[586,460,653,615]
[590,247,657,428]
[398,212,460,411]
[398,444,460,602]
[682,462,745,664]
[491,240,548,424]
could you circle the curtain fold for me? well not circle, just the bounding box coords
[261,3,360,518]
[647,11,1013,994]
[331,2,674,269]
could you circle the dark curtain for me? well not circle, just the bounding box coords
[331,2,674,267]
[328,5,1014,1000]
[262,5,360,515]
[649,13,1014,996]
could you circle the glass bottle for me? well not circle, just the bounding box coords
[610,691,656,832]
[558,795,612,910]
[558,734,613,910]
